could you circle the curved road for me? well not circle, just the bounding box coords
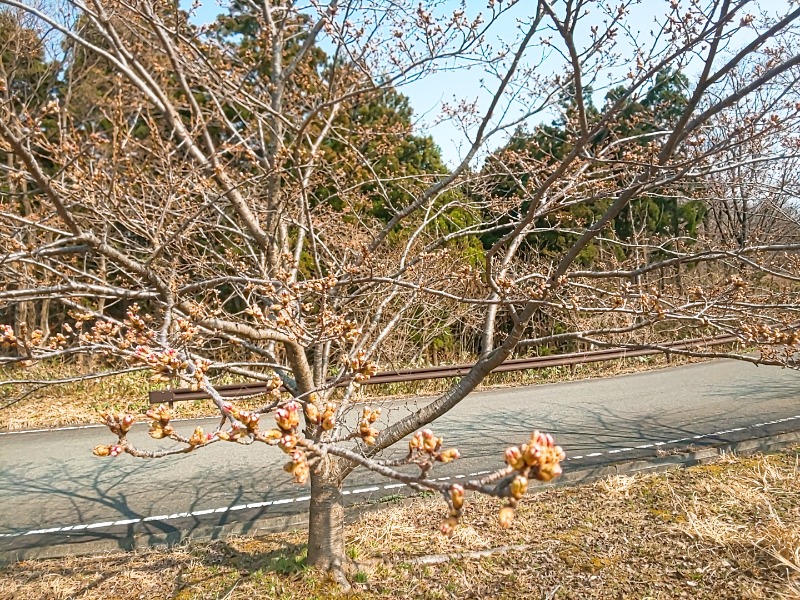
[2,358,800,560]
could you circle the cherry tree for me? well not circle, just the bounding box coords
[2,0,800,579]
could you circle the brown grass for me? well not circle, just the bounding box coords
[1,352,706,431]
[2,447,798,599]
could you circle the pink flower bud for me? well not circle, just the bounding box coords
[505,446,525,470]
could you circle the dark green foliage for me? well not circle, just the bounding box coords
[478,69,705,265]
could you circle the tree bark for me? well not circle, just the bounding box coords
[307,461,346,575]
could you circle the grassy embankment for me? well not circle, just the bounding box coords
[2,448,798,599]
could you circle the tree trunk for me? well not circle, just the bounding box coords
[307,463,346,574]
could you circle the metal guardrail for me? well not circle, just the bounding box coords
[148,335,739,405]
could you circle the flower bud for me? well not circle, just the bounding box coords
[510,475,528,500]
[92,445,111,457]
[450,484,465,510]
[523,443,542,467]
[498,505,515,529]
[188,426,205,447]
[278,434,297,451]
[505,446,525,470]
[535,462,562,482]
[437,448,461,463]
[304,403,320,423]
[440,516,459,537]
[121,414,135,432]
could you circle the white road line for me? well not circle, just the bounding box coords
[85,521,115,530]
[2,416,799,539]
[0,468,524,539]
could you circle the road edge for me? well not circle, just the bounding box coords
[3,428,799,565]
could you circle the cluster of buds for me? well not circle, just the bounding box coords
[188,357,211,390]
[146,403,174,439]
[408,429,461,464]
[255,400,301,451]
[132,346,188,382]
[119,305,155,349]
[92,444,123,457]
[228,404,260,433]
[217,422,247,442]
[300,274,338,293]
[269,292,295,329]
[500,431,565,528]
[28,328,45,346]
[347,350,379,385]
[81,320,120,344]
[441,484,465,537]
[175,318,199,342]
[245,303,268,324]
[124,304,147,331]
[258,400,310,482]
[741,323,799,346]
[304,400,337,431]
[316,311,362,343]
[69,310,94,325]
[358,407,381,445]
[0,324,16,349]
[188,426,211,447]
[275,401,301,431]
[100,411,136,437]
[495,276,516,292]
[283,449,310,484]
[263,372,284,401]
[8,322,48,352]
[637,291,663,315]
[185,301,205,320]
[47,332,69,350]
[504,431,564,482]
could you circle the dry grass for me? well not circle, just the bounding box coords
[0,363,268,431]
[1,352,706,431]
[3,447,799,599]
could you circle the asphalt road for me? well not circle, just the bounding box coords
[2,358,800,560]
